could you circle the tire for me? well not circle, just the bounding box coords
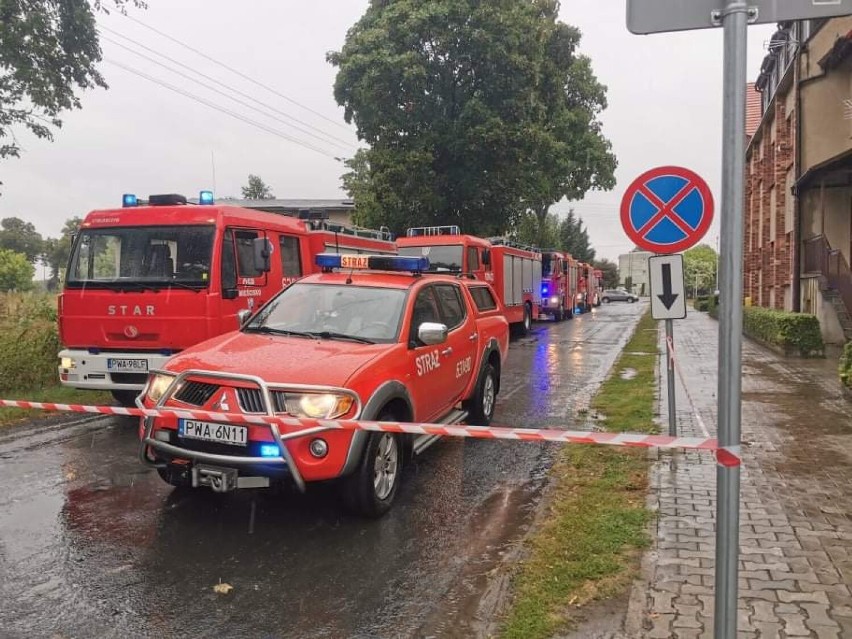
[156,464,192,488]
[522,304,532,333]
[464,362,498,426]
[555,306,564,322]
[112,389,141,406]
[602,297,611,304]
[340,413,402,518]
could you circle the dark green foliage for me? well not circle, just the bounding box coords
[741,306,824,357]
[0,217,44,263]
[0,0,145,179]
[331,0,616,236]
[241,174,274,200]
[558,210,595,262]
[593,258,618,288]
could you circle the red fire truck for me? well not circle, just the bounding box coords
[396,226,542,333]
[58,192,395,405]
[575,263,603,313]
[539,250,578,321]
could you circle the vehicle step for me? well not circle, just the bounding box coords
[412,408,468,456]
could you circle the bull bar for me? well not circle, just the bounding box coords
[136,368,362,493]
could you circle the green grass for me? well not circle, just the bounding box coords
[0,386,113,427]
[500,311,658,639]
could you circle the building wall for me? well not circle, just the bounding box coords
[799,17,852,174]
[802,276,847,343]
[744,77,796,311]
[618,252,653,296]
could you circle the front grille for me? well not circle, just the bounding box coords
[110,373,148,385]
[236,388,288,413]
[175,381,219,406]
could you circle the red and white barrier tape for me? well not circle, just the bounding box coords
[664,336,742,468]
[0,398,737,462]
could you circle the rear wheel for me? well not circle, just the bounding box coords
[111,389,140,406]
[340,414,402,518]
[523,304,532,332]
[464,363,498,426]
[602,297,610,304]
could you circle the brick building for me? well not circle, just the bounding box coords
[744,18,852,344]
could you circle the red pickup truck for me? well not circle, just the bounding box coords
[137,253,510,517]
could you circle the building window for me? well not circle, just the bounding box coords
[769,186,777,240]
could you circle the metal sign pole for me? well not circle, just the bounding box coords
[665,318,676,436]
[714,1,747,637]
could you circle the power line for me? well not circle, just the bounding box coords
[121,13,354,134]
[99,30,356,152]
[103,59,339,159]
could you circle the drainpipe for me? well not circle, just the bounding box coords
[792,26,803,312]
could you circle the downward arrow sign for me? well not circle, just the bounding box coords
[657,263,679,310]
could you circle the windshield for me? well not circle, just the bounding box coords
[67,225,215,289]
[399,245,463,271]
[246,283,407,344]
[542,254,554,277]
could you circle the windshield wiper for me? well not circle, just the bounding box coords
[307,331,376,344]
[161,280,204,292]
[243,326,318,339]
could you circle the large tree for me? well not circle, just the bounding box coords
[0,1,145,185]
[241,174,275,200]
[513,210,560,249]
[330,0,616,236]
[557,210,595,262]
[0,217,44,263]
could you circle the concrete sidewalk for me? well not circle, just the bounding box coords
[635,309,852,638]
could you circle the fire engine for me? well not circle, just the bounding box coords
[575,263,603,313]
[539,250,578,321]
[396,226,542,333]
[58,192,395,406]
[138,253,509,517]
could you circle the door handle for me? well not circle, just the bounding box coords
[441,347,453,356]
[468,333,478,341]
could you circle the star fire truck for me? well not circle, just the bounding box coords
[538,250,578,321]
[396,226,542,333]
[575,262,603,313]
[58,192,396,406]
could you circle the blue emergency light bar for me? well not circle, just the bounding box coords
[315,253,430,272]
[122,193,138,208]
[199,190,215,205]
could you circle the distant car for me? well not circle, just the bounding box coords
[601,289,638,303]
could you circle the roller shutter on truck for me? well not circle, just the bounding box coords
[503,254,543,307]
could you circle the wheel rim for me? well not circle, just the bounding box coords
[482,373,496,418]
[524,309,531,330]
[373,434,399,500]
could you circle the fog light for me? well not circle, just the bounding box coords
[260,444,280,457]
[309,438,328,458]
[61,357,75,369]
[154,430,170,442]
[550,296,559,304]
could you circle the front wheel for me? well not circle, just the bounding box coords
[523,304,532,332]
[602,297,610,304]
[555,306,564,322]
[112,389,141,406]
[464,362,498,426]
[340,421,402,518]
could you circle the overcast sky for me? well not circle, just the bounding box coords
[0,1,774,263]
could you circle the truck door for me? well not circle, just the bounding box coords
[219,228,269,327]
[433,283,476,405]
[278,234,303,289]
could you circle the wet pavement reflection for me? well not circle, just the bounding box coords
[0,303,645,638]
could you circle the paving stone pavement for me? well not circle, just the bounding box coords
[632,309,852,638]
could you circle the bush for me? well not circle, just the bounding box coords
[742,306,824,357]
[840,341,852,390]
[0,292,60,393]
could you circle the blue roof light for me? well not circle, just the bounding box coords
[315,253,430,272]
[260,444,280,458]
[199,190,215,205]
[122,193,138,208]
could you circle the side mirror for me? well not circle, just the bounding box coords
[253,237,272,273]
[418,322,448,346]
[237,309,253,326]
[482,248,491,266]
[222,288,238,300]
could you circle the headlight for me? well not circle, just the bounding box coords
[576,293,583,300]
[550,296,559,304]
[145,373,176,403]
[60,357,76,369]
[285,393,354,419]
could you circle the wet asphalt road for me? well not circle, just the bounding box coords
[0,303,645,639]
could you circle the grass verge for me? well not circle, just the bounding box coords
[0,387,113,427]
[500,311,659,639]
